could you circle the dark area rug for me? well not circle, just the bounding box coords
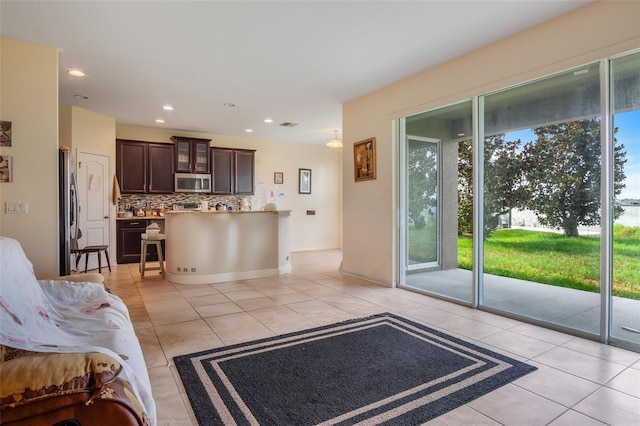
[174,312,536,425]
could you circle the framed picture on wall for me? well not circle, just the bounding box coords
[0,155,12,182]
[298,168,311,194]
[354,137,376,182]
[0,121,11,147]
[274,172,284,184]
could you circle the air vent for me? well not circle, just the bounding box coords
[279,122,298,127]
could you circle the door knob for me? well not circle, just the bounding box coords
[104,216,109,219]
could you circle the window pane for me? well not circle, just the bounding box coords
[401,100,473,303]
[611,52,640,348]
[482,65,602,335]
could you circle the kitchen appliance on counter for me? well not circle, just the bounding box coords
[174,173,211,193]
[172,202,202,211]
[183,202,201,210]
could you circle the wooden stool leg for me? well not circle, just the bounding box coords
[103,248,111,272]
[140,241,147,277]
[84,252,89,273]
[156,241,165,278]
[97,250,102,273]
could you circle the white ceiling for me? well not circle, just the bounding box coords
[0,1,592,145]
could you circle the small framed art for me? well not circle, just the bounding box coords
[0,155,12,182]
[274,172,284,184]
[298,168,311,194]
[354,137,376,182]
[0,121,11,147]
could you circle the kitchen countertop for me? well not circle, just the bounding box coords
[164,209,290,214]
[164,208,291,285]
[116,216,165,220]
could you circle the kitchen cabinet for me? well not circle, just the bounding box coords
[116,140,174,194]
[116,219,165,264]
[234,149,255,195]
[171,136,210,173]
[117,140,146,193]
[211,147,255,195]
[147,143,174,193]
[210,148,233,194]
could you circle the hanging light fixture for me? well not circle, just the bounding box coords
[326,130,342,150]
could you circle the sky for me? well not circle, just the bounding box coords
[504,109,640,200]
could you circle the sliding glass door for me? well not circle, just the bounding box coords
[610,52,640,348]
[399,101,473,304]
[398,50,639,351]
[406,136,440,270]
[481,63,602,335]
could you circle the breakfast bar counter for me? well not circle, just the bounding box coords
[164,210,291,284]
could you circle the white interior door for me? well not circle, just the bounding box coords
[76,150,111,271]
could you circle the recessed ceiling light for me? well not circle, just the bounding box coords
[224,103,236,108]
[264,118,273,123]
[162,105,174,111]
[67,69,85,77]
[245,129,254,133]
[73,94,89,100]
[155,119,165,123]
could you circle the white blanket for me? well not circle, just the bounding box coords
[0,237,156,425]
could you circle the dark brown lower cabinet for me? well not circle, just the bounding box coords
[116,220,166,264]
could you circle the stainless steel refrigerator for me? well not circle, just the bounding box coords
[59,147,79,275]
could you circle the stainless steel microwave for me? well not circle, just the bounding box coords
[174,173,211,193]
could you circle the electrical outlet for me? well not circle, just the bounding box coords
[6,201,28,214]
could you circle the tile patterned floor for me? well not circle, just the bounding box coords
[102,250,640,426]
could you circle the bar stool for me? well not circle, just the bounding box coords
[140,233,165,278]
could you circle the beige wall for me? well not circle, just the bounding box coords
[0,31,342,277]
[59,105,117,258]
[342,1,640,286]
[116,125,342,252]
[0,38,59,278]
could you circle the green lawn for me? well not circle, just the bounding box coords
[409,226,640,300]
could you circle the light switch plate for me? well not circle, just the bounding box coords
[6,201,28,214]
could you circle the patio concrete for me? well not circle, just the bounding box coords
[405,269,640,347]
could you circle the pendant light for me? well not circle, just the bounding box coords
[326,130,342,150]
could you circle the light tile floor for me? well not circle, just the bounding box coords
[101,250,640,426]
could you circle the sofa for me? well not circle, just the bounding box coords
[0,237,156,425]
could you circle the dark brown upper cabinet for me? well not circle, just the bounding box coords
[147,143,174,193]
[116,139,174,194]
[171,136,211,173]
[234,149,255,195]
[211,147,255,195]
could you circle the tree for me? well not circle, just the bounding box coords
[457,139,473,235]
[457,118,626,238]
[521,119,626,237]
[483,135,530,235]
[457,135,528,237]
[408,139,438,229]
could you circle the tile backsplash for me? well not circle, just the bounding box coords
[119,193,251,212]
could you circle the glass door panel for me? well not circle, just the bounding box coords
[194,141,209,173]
[482,64,602,335]
[611,52,640,349]
[407,136,439,269]
[399,100,473,303]
[176,140,191,172]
